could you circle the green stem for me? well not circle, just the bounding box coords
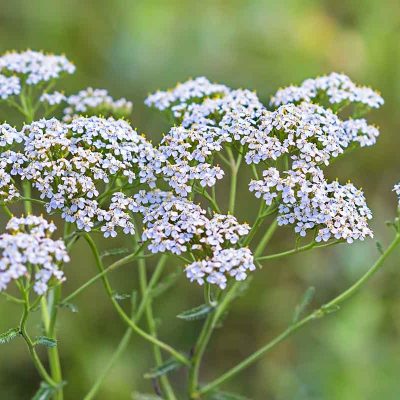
[46,286,64,400]
[22,181,32,214]
[138,250,177,399]
[254,219,278,257]
[62,244,145,304]
[1,205,13,218]
[18,286,57,387]
[83,234,190,366]
[256,240,343,261]
[227,147,242,214]
[83,256,169,400]
[188,281,242,398]
[196,234,400,396]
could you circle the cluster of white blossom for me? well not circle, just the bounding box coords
[158,126,226,196]
[249,102,379,167]
[62,87,133,121]
[185,248,255,289]
[270,73,384,109]
[40,91,66,106]
[147,78,379,173]
[135,190,254,288]
[0,124,22,202]
[145,77,230,111]
[0,117,162,237]
[0,50,75,86]
[0,215,69,295]
[0,74,21,99]
[249,166,373,243]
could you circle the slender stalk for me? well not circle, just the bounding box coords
[256,240,343,261]
[227,147,242,214]
[0,292,23,304]
[62,244,145,304]
[83,234,190,366]
[83,256,169,400]
[196,234,400,396]
[254,219,278,257]
[1,204,13,218]
[46,287,64,400]
[188,280,241,397]
[18,285,57,387]
[138,250,177,399]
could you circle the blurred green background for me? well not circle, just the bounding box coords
[1,0,400,399]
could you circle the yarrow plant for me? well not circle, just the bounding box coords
[0,50,399,400]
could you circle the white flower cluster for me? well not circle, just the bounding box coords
[270,73,384,109]
[0,215,69,295]
[249,166,373,243]
[0,74,21,99]
[145,76,230,111]
[135,190,254,288]
[62,87,133,121]
[148,78,379,174]
[246,102,379,167]
[185,248,255,289]
[40,91,66,106]
[0,124,22,203]
[158,126,226,196]
[0,50,75,86]
[0,117,161,237]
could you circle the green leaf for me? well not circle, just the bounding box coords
[177,304,215,321]
[151,271,181,298]
[131,393,162,400]
[292,286,316,324]
[100,247,131,259]
[144,358,182,379]
[376,241,384,255]
[32,382,56,400]
[0,328,20,344]
[208,390,250,400]
[34,336,57,348]
[59,302,79,313]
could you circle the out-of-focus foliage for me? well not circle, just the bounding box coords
[1,1,400,398]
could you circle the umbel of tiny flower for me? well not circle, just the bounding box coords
[393,183,400,206]
[134,190,255,288]
[0,50,75,100]
[145,75,381,197]
[0,215,70,295]
[269,72,384,109]
[249,165,373,243]
[0,117,162,237]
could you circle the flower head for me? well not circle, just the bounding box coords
[0,215,70,295]
[63,87,132,121]
[0,50,75,85]
[270,72,384,109]
[0,74,21,99]
[185,248,255,289]
[249,166,373,243]
[0,117,161,237]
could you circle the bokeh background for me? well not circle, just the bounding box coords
[1,0,400,399]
